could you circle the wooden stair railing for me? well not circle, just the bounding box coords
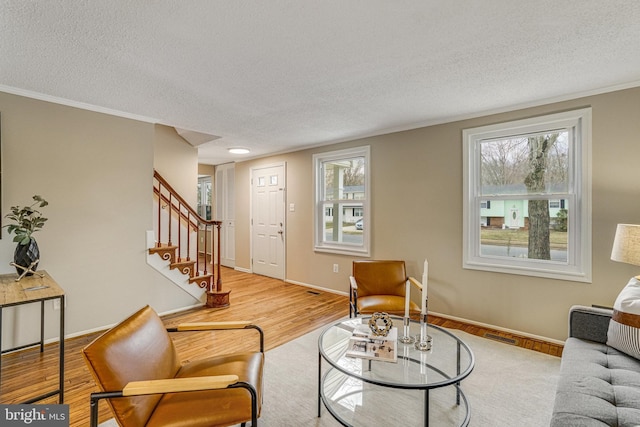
[150,169,229,308]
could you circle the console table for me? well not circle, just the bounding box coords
[0,271,65,403]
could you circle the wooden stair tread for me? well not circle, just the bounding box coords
[170,260,196,277]
[189,274,212,287]
[170,260,195,269]
[149,245,179,263]
[148,245,178,252]
[189,273,212,283]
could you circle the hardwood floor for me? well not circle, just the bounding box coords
[0,267,562,426]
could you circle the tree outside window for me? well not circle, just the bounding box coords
[463,109,592,282]
[479,132,569,261]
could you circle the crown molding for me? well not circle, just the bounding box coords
[0,84,160,124]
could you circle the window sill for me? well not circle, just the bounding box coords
[314,246,370,258]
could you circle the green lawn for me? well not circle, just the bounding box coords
[481,228,567,249]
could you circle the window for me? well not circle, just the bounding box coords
[463,108,592,282]
[197,176,212,220]
[314,146,370,256]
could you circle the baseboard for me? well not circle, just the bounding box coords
[283,277,563,345]
[285,278,349,297]
[430,311,565,346]
[234,266,252,274]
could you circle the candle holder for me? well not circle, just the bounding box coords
[399,316,415,344]
[414,299,432,351]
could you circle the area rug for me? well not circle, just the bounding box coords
[100,323,560,426]
[258,324,560,427]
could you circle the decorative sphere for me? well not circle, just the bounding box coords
[368,312,393,337]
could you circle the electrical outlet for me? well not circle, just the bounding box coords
[333,264,339,273]
[53,299,61,310]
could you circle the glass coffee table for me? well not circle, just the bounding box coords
[318,317,475,426]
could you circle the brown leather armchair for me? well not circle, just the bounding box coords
[349,260,423,318]
[82,305,264,427]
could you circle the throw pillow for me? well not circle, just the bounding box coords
[607,277,640,359]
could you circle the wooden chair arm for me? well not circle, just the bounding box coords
[408,276,423,291]
[122,375,239,397]
[349,276,358,290]
[167,322,265,352]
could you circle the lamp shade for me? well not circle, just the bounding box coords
[611,224,640,266]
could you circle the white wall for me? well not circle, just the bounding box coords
[0,92,197,349]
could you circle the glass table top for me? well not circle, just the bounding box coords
[318,316,475,389]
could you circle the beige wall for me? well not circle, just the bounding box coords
[198,164,215,177]
[0,92,197,349]
[235,87,640,342]
[1,86,636,346]
[154,125,198,206]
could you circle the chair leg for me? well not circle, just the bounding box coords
[230,381,258,427]
[89,398,99,427]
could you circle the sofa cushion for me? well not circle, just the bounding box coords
[607,277,640,359]
[569,305,612,343]
[551,337,640,426]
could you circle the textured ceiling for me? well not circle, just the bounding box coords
[1,1,640,165]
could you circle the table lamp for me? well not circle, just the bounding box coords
[611,224,640,279]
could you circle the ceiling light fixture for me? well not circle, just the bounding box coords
[228,147,250,154]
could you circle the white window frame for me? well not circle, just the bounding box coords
[462,108,592,282]
[313,146,370,256]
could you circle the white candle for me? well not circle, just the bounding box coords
[421,260,428,314]
[404,280,410,318]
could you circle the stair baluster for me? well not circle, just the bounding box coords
[151,170,228,308]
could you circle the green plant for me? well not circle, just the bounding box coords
[4,195,49,245]
[555,208,568,232]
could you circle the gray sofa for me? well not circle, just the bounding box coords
[551,305,640,426]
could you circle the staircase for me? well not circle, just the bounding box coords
[147,170,229,308]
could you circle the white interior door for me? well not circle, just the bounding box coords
[215,164,235,268]
[251,164,285,279]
